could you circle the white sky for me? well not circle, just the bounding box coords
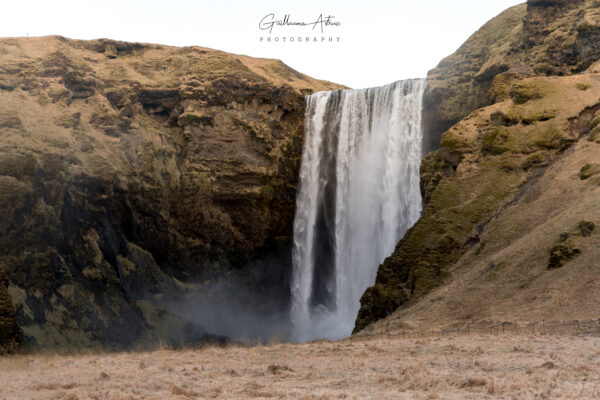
[1,0,524,88]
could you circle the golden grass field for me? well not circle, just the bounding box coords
[1,333,599,399]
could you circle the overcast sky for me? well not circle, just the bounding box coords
[1,0,524,88]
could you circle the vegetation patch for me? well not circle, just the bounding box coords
[490,111,519,126]
[533,126,568,150]
[580,163,600,180]
[521,110,556,125]
[578,221,596,237]
[509,82,545,104]
[522,152,548,170]
[576,82,591,91]
[482,127,511,155]
[439,131,473,166]
[179,113,214,127]
[548,244,581,269]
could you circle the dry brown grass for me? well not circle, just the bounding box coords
[1,334,600,399]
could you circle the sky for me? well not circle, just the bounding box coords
[0,0,524,88]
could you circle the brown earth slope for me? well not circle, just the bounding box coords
[356,0,600,332]
[0,36,342,352]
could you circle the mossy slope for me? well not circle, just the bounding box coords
[356,71,600,332]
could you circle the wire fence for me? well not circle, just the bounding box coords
[358,319,600,339]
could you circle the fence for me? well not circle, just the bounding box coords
[358,318,600,339]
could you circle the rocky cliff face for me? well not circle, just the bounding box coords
[357,0,600,332]
[422,0,600,153]
[0,36,342,351]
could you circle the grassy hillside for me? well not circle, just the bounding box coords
[357,38,600,332]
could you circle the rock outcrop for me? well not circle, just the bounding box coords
[0,36,342,350]
[357,1,600,332]
[422,0,600,154]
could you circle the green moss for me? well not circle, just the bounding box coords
[534,126,565,150]
[499,154,521,171]
[482,127,511,155]
[353,282,409,333]
[355,156,522,332]
[407,264,446,299]
[439,131,473,166]
[260,185,275,201]
[521,110,556,125]
[510,82,545,104]
[522,152,548,169]
[440,131,471,151]
[491,74,515,102]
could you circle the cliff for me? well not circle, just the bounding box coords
[0,36,342,352]
[357,0,600,332]
[422,0,600,153]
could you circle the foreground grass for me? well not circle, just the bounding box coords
[1,334,599,399]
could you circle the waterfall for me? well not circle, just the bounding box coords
[290,79,426,341]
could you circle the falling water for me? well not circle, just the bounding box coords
[291,79,426,341]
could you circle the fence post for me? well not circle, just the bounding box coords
[542,320,545,335]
